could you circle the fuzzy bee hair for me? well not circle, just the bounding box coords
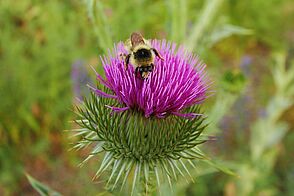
[123,32,164,79]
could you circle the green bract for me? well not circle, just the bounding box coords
[72,90,208,194]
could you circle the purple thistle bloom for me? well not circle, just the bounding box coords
[90,40,210,118]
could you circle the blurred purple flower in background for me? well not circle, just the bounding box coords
[239,55,252,76]
[90,40,210,118]
[71,60,92,100]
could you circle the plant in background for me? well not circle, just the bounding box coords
[234,52,294,195]
[71,39,212,195]
[0,0,97,191]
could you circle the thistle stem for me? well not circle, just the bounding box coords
[185,0,224,51]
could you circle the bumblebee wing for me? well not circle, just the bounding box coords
[131,32,145,46]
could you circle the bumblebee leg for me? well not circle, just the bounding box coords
[135,67,142,78]
[137,67,145,79]
[152,48,164,61]
[125,54,131,70]
[147,64,154,72]
[151,63,154,71]
[135,67,139,75]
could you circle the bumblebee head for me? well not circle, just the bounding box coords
[133,48,152,60]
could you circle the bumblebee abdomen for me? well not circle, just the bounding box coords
[137,60,152,66]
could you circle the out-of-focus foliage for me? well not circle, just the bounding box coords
[0,0,294,195]
[0,0,97,193]
[228,0,294,49]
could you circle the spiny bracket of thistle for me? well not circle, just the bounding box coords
[71,39,211,194]
[72,90,209,193]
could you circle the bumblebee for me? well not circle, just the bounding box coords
[122,32,164,79]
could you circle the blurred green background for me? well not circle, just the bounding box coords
[1,0,294,195]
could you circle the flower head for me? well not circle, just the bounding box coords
[72,39,211,194]
[91,40,209,118]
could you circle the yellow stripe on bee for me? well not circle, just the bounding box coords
[133,44,151,52]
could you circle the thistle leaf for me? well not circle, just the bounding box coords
[26,174,61,196]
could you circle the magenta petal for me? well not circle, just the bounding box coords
[92,39,209,118]
[88,85,117,99]
[94,88,117,99]
[96,74,111,89]
[90,65,112,89]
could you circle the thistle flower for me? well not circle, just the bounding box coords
[92,40,208,119]
[72,39,211,195]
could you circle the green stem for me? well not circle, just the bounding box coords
[86,0,113,53]
[185,0,224,51]
[169,0,187,43]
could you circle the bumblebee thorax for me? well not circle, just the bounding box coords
[133,45,153,60]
